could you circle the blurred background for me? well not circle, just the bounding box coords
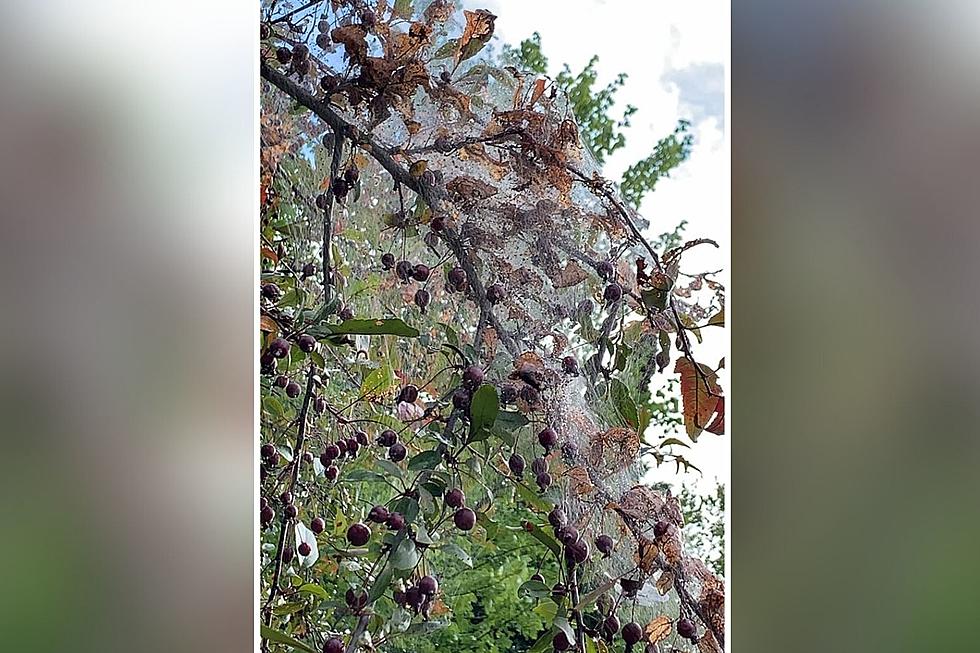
[0,0,978,652]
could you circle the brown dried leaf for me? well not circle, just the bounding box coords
[551,260,589,288]
[530,78,546,106]
[674,356,722,441]
[655,570,673,595]
[568,466,595,496]
[260,315,279,336]
[698,630,722,653]
[260,246,278,264]
[458,9,496,62]
[423,0,454,24]
[636,537,659,573]
[331,24,369,64]
[644,615,672,644]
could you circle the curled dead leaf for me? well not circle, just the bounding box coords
[644,614,672,644]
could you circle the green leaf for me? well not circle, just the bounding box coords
[260,625,316,653]
[439,542,473,567]
[529,628,557,653]
[469,384,499,439]
[391,537,420,570]
[609,378,639,429]
[533,601,558,622]
[331,318,420,337]
[298,583,328,600]
[393,0,413,19]
[523,521,561,560]
[408,449,442,471]
[432,38,460,60]
[518,579,551,599]
[263,396,284,418]
[494,409,529,431]
[554,617,575,643]
[369,563,394,602]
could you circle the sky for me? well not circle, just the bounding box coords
[468,0,730,492]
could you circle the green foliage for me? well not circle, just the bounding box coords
[620,119,694,208]
[680,482,726,576]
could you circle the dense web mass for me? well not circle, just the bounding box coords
[260,2,725,652]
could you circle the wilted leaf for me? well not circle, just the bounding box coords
[636,537,660,573]
[530,77,546,106]
[457,9,496,62]
[674,356,722,441]
[708,306,724,327]
[260,315,279,336]
[705,396,724,435]
[644,614,672,644]
[655,570,673,595]
[261,246,278,263]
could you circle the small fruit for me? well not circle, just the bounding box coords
[381,252,395,269]
[548,508,566,529]
[282,546,294,562]
[325,465,339,481]
[404,585,424,609]
[418,575,438,596]
[346,522,371,546]
[273,375,289,388]
[557,526,579,546]
[536,472,552,490]
[335,439,348,455]
[603,614,621,637]
[565,539,590,565]
[386,512,405,531]
[597,260,614,280]
[378,429,397,446]
[285,504,298,519]
[292,44,309,60]
[412,264,431,282]
[275,47,291,64]
[314,397,326,412]
[269,338,290,358]
[507,452,525,476]
[311,517,325,534]
[462,365,484,388]
[399,385,419,403]
[388,443,407,462]
[538,426,558,449]
[454,507,476,531]
[323,638,344,653]
[285,381,301,398]
[447,267,466,289]
[596,534,614,556]
[530,572,544,583]
[622,622,643,645]
[261,443,276,459]
[279,491,293,506]
[603,283,623,303]
[499,383,518,404]
[338,306,354,320]
[260,505,275,525]
[297,334,317,352]
[552,631,571,651]
[562,356,578,374]
[315,193,330,210]
[551,582,566,600]
[262,283,282,300]
[452,388,471,410]
[653,521,670,538]
[445,488,465,508]
[414,289,430,310]
[531,457,548,475]
[345,588,368,609]
[355,430,369,445]
[322,443,340,462]
[430,215,445,232]
[346,438,360,457]
[677,618,696,639]
[298,542,311,556]
[486,283,505,304]
[395,260,413,281]
[368,505,390,523]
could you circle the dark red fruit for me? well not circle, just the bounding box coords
[302,451,314,465]
[346,438,360,456]
[445,488,465,508]
[430,215,445,232]
[285,504,298,519]
[500,383,518,404]
[323,638,344,653]
[346,522,370,546]
[261,443,276,459]
[344,166,359,184]
[381,252,395,269]
[622,622,642,645]
[355,430,369,445]
[452,388,470,410]
[378,429,397,446]
[395,260,413,281]
[508,452,525,476]
[302,262,316,278]
[570,539,590,564]
[653,521,670,538]
[486,283,505,304]
[538,426,558,449]
[552,631,571,651]
[520,385,540,405]
[562,356,579,374]
[530,572,544,583]
[551,582,566,600]
[557,526,579,546]
[603,283,623,303]
[275,47,291,64]
[548,508,566,529]
[388,443,407,462]
[311,517,325,534]
[454,507,476,531]
[262,283,282,300]
[285,381,301,398]
[386,512,405,531]
[536,472,552,490]
[597,260,614,280]
[314,396,326,412]
[294,57,310,75]
[282,546,294,562]
[404,585,423,609]
[418,575,438,596]
[279,491,293,506]
[260,496,268,510]
[603,614,621,637]
[368,505,390,523]
[462,365,484,388]
[596,534,614,556]
[325,465,339,481]
[345,588,367,609]
[399,384,419,403]
[531,456,548,475]
[677,618,696,639]
[298,334,317,352]
[260,505,275,525]
[316,193,330,210]
[292,44,309,60]
[335,439,348,455]
[322,443,340,462]
[298,542,311,556]
[412,264,431,282]
[338,306,354,320]
[269,337,290,358]
[447,267,466,289]
[414,289,430,310]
